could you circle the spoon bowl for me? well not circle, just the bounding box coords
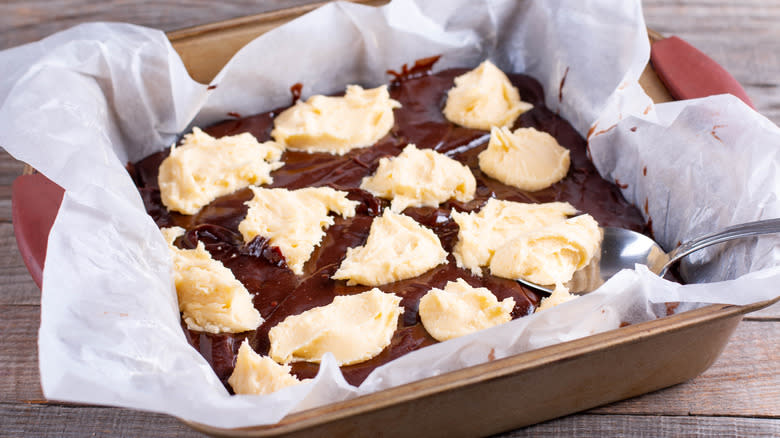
[517,218,780,294]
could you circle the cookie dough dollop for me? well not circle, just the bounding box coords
[238,187,359,275]
[490,214,602,286]
[478,126,570,191]
[161,226,263,334]
[268,289,403,366]
[158,128,283,215]
[443,60,532,130]
[419,278,515,342]
[228,340,305,395]
[451,199,578,276]
[332,210,448,286]
[271,84,401,155]
[360,144,476,212]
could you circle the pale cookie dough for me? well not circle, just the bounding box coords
[268,289,403,366]
[451,199,578,276]
[332,210,448,286]
[419,278,515,342]
[228,340,305,395]
[478,126,570,191]
[158,127,284,215]
[238,187,359,275]
[360,144,476,212]
[536,283,577,312]
[443,60,533,130]
[271,84,401,155]
[161,226,263,334]
[490,214,602,285]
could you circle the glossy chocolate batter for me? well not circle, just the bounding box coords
[128,60,649,388]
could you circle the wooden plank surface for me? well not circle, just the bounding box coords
[0,223,41,306]
[0,0,778,437]
[3,405,780,438]
[508,415,780,437]
[1,404,207,438]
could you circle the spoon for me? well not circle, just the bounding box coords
[517,217,780,293]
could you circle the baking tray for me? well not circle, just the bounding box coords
[12,1,779,437]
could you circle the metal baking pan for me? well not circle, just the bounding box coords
[12,1,778,436]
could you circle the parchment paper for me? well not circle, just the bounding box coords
[0,0,777,429]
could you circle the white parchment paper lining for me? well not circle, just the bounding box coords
[0,0,777,429]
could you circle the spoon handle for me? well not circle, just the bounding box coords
[659,218,780,277]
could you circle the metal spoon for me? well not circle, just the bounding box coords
[517,218,780,293]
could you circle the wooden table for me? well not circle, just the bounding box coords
[1,1,778,436]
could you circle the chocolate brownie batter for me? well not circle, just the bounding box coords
[128,59,648,388]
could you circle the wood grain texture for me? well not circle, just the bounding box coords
[0,185,12,223]
[3,406,779,438]
[0,149,26,186]
[0,403,207,437]
[0,0,318,50]
[0,305,41,403]
[0,0,777,436]
[506,415,780,437]
[505,415,780,438]
[0,224,41,306]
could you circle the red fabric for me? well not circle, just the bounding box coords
[12,174,64,288]
[651,36,754,108]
